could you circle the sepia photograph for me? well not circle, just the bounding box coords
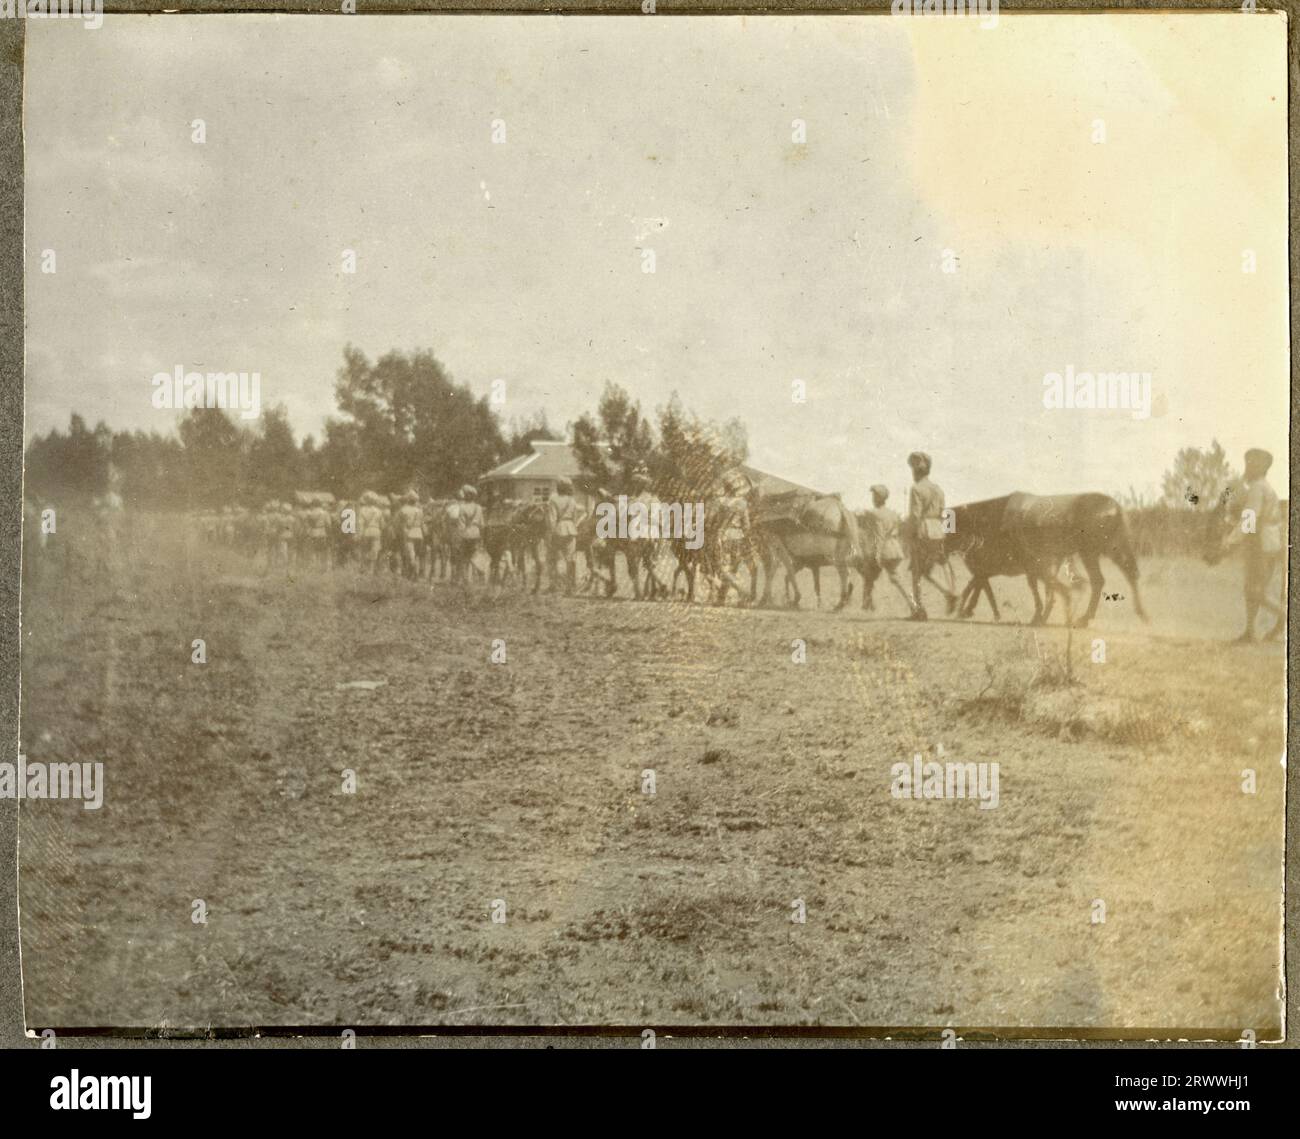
[13,7,1289,1041]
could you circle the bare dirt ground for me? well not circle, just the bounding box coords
[18,521,1285,1034]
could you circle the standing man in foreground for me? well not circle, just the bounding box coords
[861,484,917,615]
[906,452,958,621]
[1222,448,1284,643]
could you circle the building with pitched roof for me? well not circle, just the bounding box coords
[479,441,599,510]
[479,441,826,510]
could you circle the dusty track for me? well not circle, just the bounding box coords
[17,532,1285,1033]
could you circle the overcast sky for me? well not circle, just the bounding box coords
[25,13,1289,507]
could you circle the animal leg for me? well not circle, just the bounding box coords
[1112,546,1150,624]
[1076,552,1103,627]
[834,564,853,610]
[1028,575,1047,625]
[982,579,1000,621]
[771,543,800,607]
[957,576,979,618]
[755,554,771,607]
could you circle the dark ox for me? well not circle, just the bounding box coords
[943,496,1024,621]
[946,492,1147,628]
[483,500,548,591]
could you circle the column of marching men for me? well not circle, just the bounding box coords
[185,471,767,604]
[184,458,944,608]
[192,486,489,584]
[31,446,1286,634]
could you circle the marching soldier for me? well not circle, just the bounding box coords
[304,498,331,570]
[453,484,484,584]
[906,452,957,620]
[629,467,670,600]
[334,498,356,571]
[375,495,394,573]
[420,496,441,580]
[862,484,917,615]
[712,472,752,605]
[547,477,580,595]
[398,490,424,579]
[272,501,294,570]
[358,492,385,574]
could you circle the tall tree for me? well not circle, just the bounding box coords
[505,411,561,458]
[110,428,185,510]
[26,417,195,508]
[248,404,302,503]
[329,345,507,495]
[179,407,248,507]
[26,414,114,503]
[317,418,373,498]
[1161,440,1238,509]
[655,394,748,500]
[572,382,656,496]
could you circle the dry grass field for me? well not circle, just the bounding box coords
[17,519,1285,1035]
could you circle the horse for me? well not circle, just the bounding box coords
[751,490,860,609]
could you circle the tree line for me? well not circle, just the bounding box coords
[24,346,559,510]
[24,342,1243,554]
[23,345,754,515]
